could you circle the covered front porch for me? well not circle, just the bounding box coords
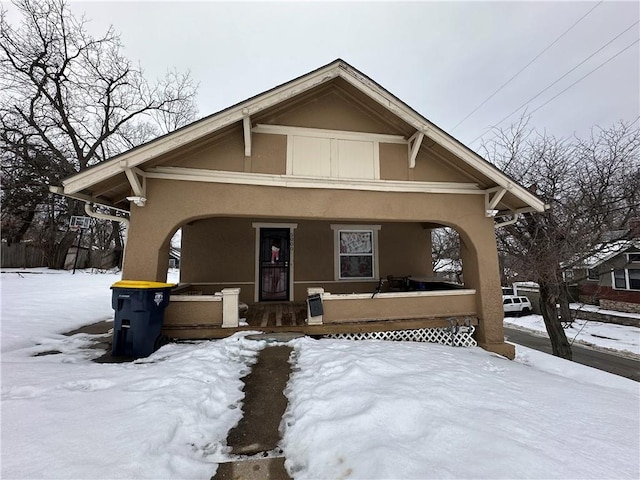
[162,284,479,342]
[123,181,513,357]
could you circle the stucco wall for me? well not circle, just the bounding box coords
[322,291,477,322]
[179,218,434,304]
[259,89,395,133]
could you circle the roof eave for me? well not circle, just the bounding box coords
[58,59,546,213]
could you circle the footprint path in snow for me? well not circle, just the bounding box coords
[212,336,299,480]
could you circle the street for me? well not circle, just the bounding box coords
[504,326,640,382]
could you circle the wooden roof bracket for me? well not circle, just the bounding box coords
[408,130,425,169]
[485,186,507,217]
[122,163,147,207]
[243,108,252,157]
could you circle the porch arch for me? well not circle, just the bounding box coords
[122,179,509,354]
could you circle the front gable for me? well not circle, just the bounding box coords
[51,59,545,216]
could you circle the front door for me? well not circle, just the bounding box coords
[259,228,290,301]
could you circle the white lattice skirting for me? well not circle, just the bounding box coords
[326,326,477,347]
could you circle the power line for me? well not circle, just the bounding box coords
[452,0,603,131]
[468,37,640,146]
[527,39,639,117]
[468,21,639,144]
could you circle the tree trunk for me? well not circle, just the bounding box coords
[111,221,124,269]
[538,281,573,360]
[46,230,76,269]
[558,282,573,325]
[6,209,37,246]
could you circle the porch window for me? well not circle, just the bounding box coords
[331,225,380,280]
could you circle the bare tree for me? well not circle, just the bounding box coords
[482,118,640,360]
[431,227,462,283]
[0,0,198,266]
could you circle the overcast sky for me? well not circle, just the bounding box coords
[5,0,640,150]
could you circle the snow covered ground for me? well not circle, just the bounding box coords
[1,269,639,479]
[505,311,640,357]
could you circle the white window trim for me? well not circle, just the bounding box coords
[252,222,298,302]
[627,253,640,264]
[331,224,381,281]
[611,268,640,291]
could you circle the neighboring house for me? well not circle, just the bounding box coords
[168,247,180,269]
[51,59,545,359]
[570,241,640,314]
[432,258,462,283]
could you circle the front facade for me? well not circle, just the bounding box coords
[52,60,545,358]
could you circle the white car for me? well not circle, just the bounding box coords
[502,295,532,315]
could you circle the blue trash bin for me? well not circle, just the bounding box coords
[110,280,175,357]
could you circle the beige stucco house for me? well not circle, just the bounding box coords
[52,60,545,359]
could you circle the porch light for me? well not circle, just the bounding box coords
[126,196,147,207]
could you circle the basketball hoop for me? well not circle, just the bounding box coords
[69,216,91,230]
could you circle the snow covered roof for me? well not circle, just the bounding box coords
[433,258,462,272]
[575,240,640,269]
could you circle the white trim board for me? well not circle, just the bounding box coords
[253,124,407,144]
[144,167,483,195]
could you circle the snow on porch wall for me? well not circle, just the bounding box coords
[289,135,378,179]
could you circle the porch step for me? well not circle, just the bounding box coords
[247,302,307,328]
[245,332,305,343]
[212,457,289,480]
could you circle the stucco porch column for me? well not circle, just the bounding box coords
[122,204,174,281]
[460,223,514,359]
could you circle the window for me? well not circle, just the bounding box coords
[513,298,521,304]
[331,225,380,280]
[587,268,599,280]
[628,253,640,264]
[612,268,640,291]
[503,298,512,305]
[339,231,373,278]
[613,269,626,289]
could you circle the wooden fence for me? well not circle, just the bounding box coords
[1,241,119,269]
[1,242,47,268]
